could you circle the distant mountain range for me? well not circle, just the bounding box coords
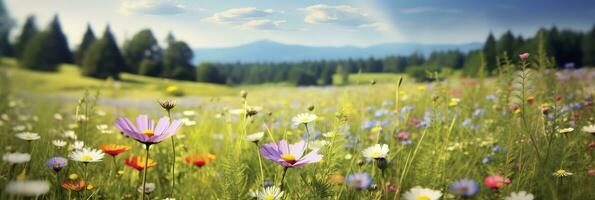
[192,40,483,64]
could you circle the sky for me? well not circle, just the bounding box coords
[4,0,595,48]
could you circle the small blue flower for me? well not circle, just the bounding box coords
[482,156,494,164]
[472,108,486,117]
[486,95,498,101]
[47,157,68,172]
[346,172,373,189]
[449,179,479,197]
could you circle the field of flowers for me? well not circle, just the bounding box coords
[0,54,594,200]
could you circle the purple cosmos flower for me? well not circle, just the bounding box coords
[449,179,479,197]
[346,172,373,189]
[114,115,183,145]
[47,157,67,172]
[259,140,322,168]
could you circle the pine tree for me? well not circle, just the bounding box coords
[0,0,14,57]
[582,25,595,66]
[497,30,516,58]
[74,24,96,65]
[123,29,161,73]
[163,41,195,81]
[81,26,125,79]
[482,32,498,73]
[15,16,37,59]
[46,15,72,64]
[196,63,222,83]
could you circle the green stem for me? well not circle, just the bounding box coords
[279,167,289,190]
[168,110,176,197]
[141,145,151,200]
[256,143,266,187]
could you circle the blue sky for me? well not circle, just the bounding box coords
[5,0,595,48]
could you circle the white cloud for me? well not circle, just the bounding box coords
[119,0,186,15]
[301,4,371,27]
[202,7,275,24]
[239,19,286,30]
[359,22,391,32]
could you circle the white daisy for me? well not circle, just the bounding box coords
[96,124,112,134]
[53,113,63,120]
[581,124,595,134]
[138,183,156,194]
[63,130,77,140]
[250,186,284,200]
[3,152,31,164]
[4,180,50,197]
[362,144,389,159]
[71,141,84,150]
[183,110,196,116]
[552,169,573,177]
[245,132,265,143]
[558,127,574,134]
[69,148,104,163]
[402,186,442,200]
[52,140,67,147]
[292,113,317,126]
[504,191,535,200]
[15,132,40,141]
[181,118,197,126]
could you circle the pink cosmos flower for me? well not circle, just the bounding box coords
[114,115,182,145]
[260,140,322,167]
[484,175,510,190]
[519,53,529,60]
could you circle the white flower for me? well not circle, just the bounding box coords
[322,131,342,138]
[96,124,112,134]
[552,169,573,177]
[292,113,317,126]
[581,124,595,134]
[402,186,442,200]
[4,180,50,197]
[558,127,574,134]
[3,152,31,164]
[13,125,27,131]
[52,140,67,147]
[183,110,196,116]
[504,191,535,200]
[250,186,284,200]
[138,183,156,194]
[15,132,40,141]
[344,154,353,160]
[69,148,104,163]
[245,132,265,143]
[181,118,197,126]
[53,113,63,120]
[71,141,84,150]
[308,140,328,151]
[362,144,389,159]
[63,130,77,140]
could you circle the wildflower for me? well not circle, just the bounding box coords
[125,156,157,171]
[61,180,86,192]
[99,144,131,156]
[69,148,104,163]
[52,140,67,148]
[182,110,196,116]
[114,115,182,145]
[581,124,595,135]
[362,144,389,159]
[291,113,317,126]
[3,152,31,164]
[15,132,40,141]
[558,128,574,135]
[69,174,79,180]
[484,175,510,189]
[504,191,535,200]
[552,169,573,177]
[138,183,156,194]
[158,99,176,111]
[402,186,442,200]
[328,174,345,185]
[482,156,494,164]
[449,179,479,197]
[71,141,84,150]
[345,173,372,189]
[47,157,68,172]
[63,130,77,140]
[184,153,216,167]
[250,186,284,200]
[4,180,50,197]
[259,140,322,167]
[519,53,529,60]
[245,132,265,143]
[448,98,461,107]
[307,140,328,151]
[96,124,112,134]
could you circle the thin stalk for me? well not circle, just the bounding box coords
[279,167,289,190]
[167,110,176,196]
[141,144,151,200]
[255,143,266,187]
[304,123,311,150]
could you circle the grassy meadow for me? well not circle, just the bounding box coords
[0,55,594,200]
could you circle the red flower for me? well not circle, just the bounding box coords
[184,153,216,167]
[125,156,157,171]
[99,144,131,156]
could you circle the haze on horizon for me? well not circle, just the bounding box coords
[5,0,595,48]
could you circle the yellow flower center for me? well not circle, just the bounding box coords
[371,151,382,158]
[81,155,93,161]
[416,195,431,200]
[280,154,297,164]
[557,169,566,174]
[143,129,154,137]
[265,194,275,200]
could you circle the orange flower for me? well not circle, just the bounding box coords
[61,180,86,192]
[99,144,131,156]
[124,156,157,171]
[184,153,216,167]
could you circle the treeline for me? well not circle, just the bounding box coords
[197,26,595,85]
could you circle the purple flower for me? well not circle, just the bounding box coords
[346,172,372,189]
[114,115,183,145]
[449,179,479,197]
[47,157,67,172]
[259,140,322,168]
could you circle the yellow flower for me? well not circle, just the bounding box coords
[69,173,79,180]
